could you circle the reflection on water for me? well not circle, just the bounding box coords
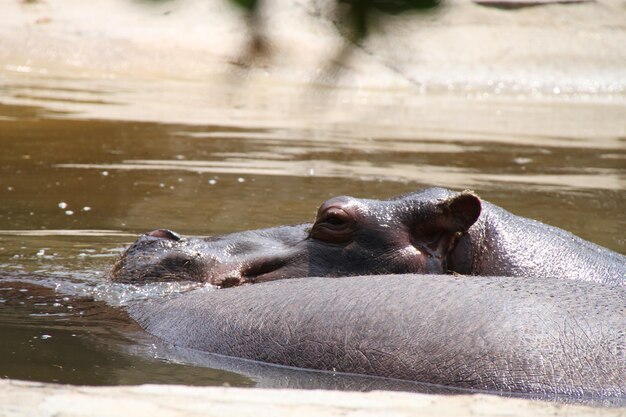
[58,159,624,191]
[0,72,624,392]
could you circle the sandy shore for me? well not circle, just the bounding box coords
[2,379,625,417]
[1,0,625,93]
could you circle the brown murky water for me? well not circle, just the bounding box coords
[0,71,625,391]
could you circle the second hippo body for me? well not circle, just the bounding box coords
[127,275,626,401]
[112,188,625,286]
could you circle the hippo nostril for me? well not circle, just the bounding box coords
[148,229,182,241]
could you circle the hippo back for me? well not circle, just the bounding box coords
[128,275,626,401]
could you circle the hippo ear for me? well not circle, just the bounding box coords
[435,191,482,232]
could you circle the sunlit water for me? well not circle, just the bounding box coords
[0,70,624,401]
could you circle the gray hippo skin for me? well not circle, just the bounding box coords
[128,275,626,400]
[112,187,625,286]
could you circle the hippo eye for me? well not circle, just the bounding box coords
[321,208,352,228]
[311,207,355,243]
[325,214,347,227]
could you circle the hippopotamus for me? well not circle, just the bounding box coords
[128,274,626,402]
[111,187,625,286]
[114,188,625,401]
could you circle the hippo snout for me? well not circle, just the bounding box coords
[111,225,311,286]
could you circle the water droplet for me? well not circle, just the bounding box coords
[82,206,91,212]
[513,157,533,165]
[65,210,74,216]
[58,202,68,209]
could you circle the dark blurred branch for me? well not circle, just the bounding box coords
[229,0,270,67]
[225,0,441,82]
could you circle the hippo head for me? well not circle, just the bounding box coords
[111,188,481,286]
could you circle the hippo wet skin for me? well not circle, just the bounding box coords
[112,187,625,286]
[115,188,625,400]
[128,275,626,401]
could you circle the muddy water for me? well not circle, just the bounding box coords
[0,72,625,391]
